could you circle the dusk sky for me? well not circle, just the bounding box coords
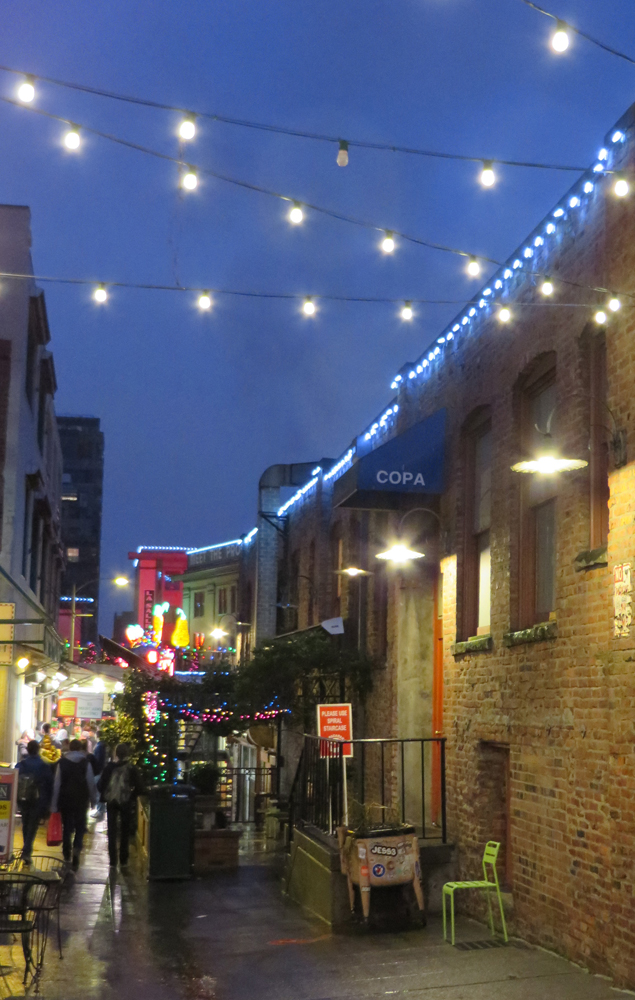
[2,0,634,631]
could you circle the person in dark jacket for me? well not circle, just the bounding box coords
[98,743,143,868]
[51,739,97,869]
[90,730,108,820]
[15,741,54,863]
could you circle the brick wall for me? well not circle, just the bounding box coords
[269,103,635,986]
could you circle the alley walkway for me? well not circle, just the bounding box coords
[0,819,630,999]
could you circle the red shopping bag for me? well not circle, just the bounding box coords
[46,812,63,847]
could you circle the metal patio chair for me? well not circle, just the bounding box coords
[442,840,508,946]
[0,871,59,991]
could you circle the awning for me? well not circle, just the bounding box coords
[333,409,446,509]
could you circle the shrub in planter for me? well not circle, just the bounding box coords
[189,762,220,796]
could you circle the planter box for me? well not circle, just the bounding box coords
[194,829,241,872]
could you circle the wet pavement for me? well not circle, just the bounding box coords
[0,819,630,999]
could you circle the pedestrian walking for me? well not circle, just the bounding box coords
[38,723,61,765]
[90,729,109,820]
[51,738,98,869]
[99,743,143,869]
[15,740,54,864]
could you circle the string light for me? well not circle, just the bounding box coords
[178,116,196,141]
[480,161,496,187]
[551,20,570,53]
[198,292,212,310]
[401,301,413,321]
[63,126,81,150]
[182,167,198,190]
[303,297,316,316]
[381,232,395,254]
[498,308,512,323]
[0,63,602,176]
[540,278,554,296]
[467,257,481,277]
[289,202,303,224]
[17,76,35,103]
[594,310,607,325]
[614,176,629,198]
[93,284,107,304]
[608,296,621,312]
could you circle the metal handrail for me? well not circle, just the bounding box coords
[288,734,447,847]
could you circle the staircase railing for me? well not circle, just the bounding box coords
[287,735,447,848]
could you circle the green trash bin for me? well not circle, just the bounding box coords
[148,783,195,880]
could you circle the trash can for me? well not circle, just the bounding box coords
[148,783,196,880]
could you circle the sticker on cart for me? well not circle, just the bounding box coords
[358,845,366,859]
[372,863,385,878]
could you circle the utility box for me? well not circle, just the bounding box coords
[148,784,195,880]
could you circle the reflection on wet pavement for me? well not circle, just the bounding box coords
[0,819,629,999]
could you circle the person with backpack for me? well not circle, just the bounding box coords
[15,740,54,864]
[51,738,98,869]
[98,743,143,869]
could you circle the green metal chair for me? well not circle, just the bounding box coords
[442,841,508,945]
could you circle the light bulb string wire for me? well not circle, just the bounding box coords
[0,63,608,174]
[0,270,630,307]
[517,0,635,67]
[0,93,624,299]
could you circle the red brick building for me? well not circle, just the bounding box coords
[249,100,635,984]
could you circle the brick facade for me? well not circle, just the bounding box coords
[250,100,635,985]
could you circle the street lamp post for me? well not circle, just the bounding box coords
[68,576,129,663]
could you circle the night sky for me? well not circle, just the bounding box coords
[1,0,634,632]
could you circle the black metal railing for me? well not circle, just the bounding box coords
[287,734,446,848]
[217,767,274,824]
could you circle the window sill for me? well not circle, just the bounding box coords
[451,634,493,656]
[574,546,608,572]
[503,620,557,647]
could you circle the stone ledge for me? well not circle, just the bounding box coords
[574,546,608,572]
[503,620,558,646]
[451,634,493,656]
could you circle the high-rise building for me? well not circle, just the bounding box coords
[58,417,104,650]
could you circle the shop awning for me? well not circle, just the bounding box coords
[333,409,446,509]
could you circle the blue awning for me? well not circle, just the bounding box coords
[333,410,446,508]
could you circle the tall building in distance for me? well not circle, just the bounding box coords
[58,417,104,650]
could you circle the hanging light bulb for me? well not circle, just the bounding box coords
[480,161,496,187]
[401,301,413,321]
[466,256,480,277]
[63,127,81,150]
[595,310,607,325]
[17,76,35,103]
[540,278,554,296]
[289,202,304,224]
[337,140,349,167]
[381,231,395,253]
[179,116,196,141]
[182,168,198,190]
[498,307,512,323]
[614,175,629,198]
[198,292,212,310]
[551,20,570,53]
[608,296,621,312]
[303,297,316,316]
[93,284,107,304]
